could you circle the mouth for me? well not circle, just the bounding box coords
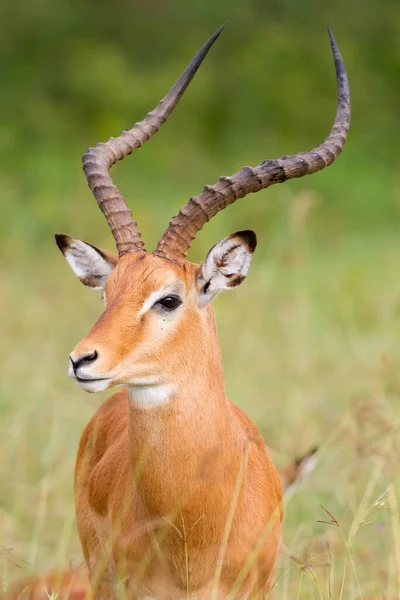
[74,376,112,393]
[76,376,108,383]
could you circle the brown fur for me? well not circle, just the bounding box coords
[7,449,313,599]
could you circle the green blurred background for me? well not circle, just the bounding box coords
[1,0,400,597]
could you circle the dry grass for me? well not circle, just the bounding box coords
[1,192,400,598]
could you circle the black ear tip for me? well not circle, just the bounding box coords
[234,230,257,252]
[54,233,71,254]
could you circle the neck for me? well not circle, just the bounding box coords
[126,308,238,516]
[126,346,228,416]
[127,304,227,413]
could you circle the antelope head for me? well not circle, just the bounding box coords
[56,25,350,400]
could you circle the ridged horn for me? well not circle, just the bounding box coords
[82,23,226,256]
[155,27,350,261]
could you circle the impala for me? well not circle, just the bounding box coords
[55,24,350,599]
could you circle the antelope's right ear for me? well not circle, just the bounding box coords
[197,230,257,307]
[55,234,118,290]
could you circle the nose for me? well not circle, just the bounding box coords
[70,351,98,373]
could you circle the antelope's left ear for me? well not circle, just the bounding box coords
[55,234,118,290]
[197,230,257,307]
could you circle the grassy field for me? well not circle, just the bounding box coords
[1,186,400,597]
[1,2,400,596]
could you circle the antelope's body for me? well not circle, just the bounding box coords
[54,23,350,599]
[77,389,281,598]
[5,454,314,600]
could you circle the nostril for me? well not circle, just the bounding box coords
[83,351,98,364]
[71,351,98,372]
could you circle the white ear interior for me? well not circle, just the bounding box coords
[62,238,115,290]
[197,231,256,307]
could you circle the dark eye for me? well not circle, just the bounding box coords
[156,295,182,311]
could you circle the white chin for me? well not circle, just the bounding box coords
[75,378,112,393]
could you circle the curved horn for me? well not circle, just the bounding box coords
[82,23,226,257]
[155,27,350,261]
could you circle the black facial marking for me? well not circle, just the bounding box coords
[202,280,211,294]
[226,275,245,288]
[232,230,257,253]
[54,233,71,254]
[217,244,240,268]
[80,275,101,288]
